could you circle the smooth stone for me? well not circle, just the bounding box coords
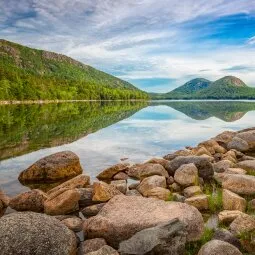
[237,160,255,173]
[137,175,166,196]
[185,194,209,211]
[113,172,128,180]
[225,168,247,175]
[78,238,107,254]
[61,216,83,232]
[174,163,199,187]
[145,187,171,200]
[0,212,77,255]
[81,203,106,217]
[198,240,242,255]
[86,245,119,255]
[128,182,139,190]
[183,186,203,198]
[96,163,129,180]
[18,151,83,183]
[44,188,80,215]
[145,157,170,169]
[118,219,187,255]
[227,137,249,152]
[78,188,94,207]
[222,189,246,212]
[83,195,204,247]
[9,189,47,212]
[236,130,255,149]
[110,180,127,194]
[218,210,245,224]
[92,181,122,202]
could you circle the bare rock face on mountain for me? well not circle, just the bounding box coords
[83,195,204,248]
[0,212,77,255]
[18,151,83,183]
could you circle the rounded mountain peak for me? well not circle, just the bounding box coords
[216,76,247,87]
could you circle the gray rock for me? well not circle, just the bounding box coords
[213,160,235,173]
[86,245,119,255]
[0,212,77,255]
[165,156,214,180]
[61,216,83,232]
[78,238,107,254]
[198,240,242,255]
[227,137,249,152]
[118,219,187,255]
[110,180,127,194]
[213,228,241,249]
[81,203,106,217]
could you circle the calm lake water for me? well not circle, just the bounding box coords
[1,100,255,195]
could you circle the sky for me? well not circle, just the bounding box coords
[0,0,255,92]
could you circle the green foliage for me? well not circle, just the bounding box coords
[0,40,149,100]
[185,228,214,255]
[204,183,223,213]
[0,101,147,160]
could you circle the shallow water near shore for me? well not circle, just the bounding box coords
[1,100,255,196]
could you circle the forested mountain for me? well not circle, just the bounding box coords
[152,76,255,99]
[0,39,148,100]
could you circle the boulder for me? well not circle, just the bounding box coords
[222,174,255,195]
[118,219,187,255]
[81,203,106,217]
[185,194,209,211]
[110,180,127,194]
[92,182,122,202]
[163,149,192,161]
[192,146,212,157]
[127,163,169,179]
[198,240,242,255]
[198,139,226,154]
[172,193,185,203]
[225,168,247,175]
[83,195,204,247]
[237,160,255,173]
[18,151,83,183]
[44,188,80,215]
[113,172,128,180]
[78,187,94,207]
[165,155,214,180]
[9,189,47,212]
[230,214,255,236]
[61,216,83,232]
[183,186,203,198]
[213,228,241,249]
[145,187,171,200]
[236,130,255,149]
[213,160,235,173]
[214,131,236,145]
[0,190,10,217]
[145,158,170,169]
[218,210,245,224]
[86,245,119,255]
[96,163,129,180]
[137,175,166,196]
[222,189,246,212]
[166,176,174,185]
[128,182,139,190]
[126,189,142,196]
[227,137,249,152]
[47,174,90,195]
[78,238,107,254]
[169,182,181,192]
[0,212,77,255]
[174,163,199,187]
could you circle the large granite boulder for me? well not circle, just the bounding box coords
[118,219,187,255]
[198,240,242,255]
[127,163,169,179]
[83,195,204,248]
[222,174,255,195]
[9,189,47,212]
[165,156,214,180]
[96,163,129,180]
[19,151,83,183]
[0,212,77,255]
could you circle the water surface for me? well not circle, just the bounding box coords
[1,100,255,195]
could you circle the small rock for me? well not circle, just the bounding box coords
[213,228,241,249]
[128,182,139,190]
[227,137,249,152]
[218,210,245,224]
[166,176,174,185]
[110,180,127,194]
[18,151,83,183]
[118,219,187,255]
[9,189,47,213]
[137,175,166,196]
[198,240,242,255]
[86,245,119,255]
[169,182,181,192]
[92,182,122,202]
[145,187,171,200]
[113,172,128,180]
[81,203,106,217]
[44,188,80,215]
[96,163,129,180]
[174,163,199,187]
[61,216,83,232]
[183,186,203,198]
[222,189,246,212]
[172,193,185,202]
[78,188,94,207]
[213,160,235,173]
[185,194,209,211]
[78,238,107,254]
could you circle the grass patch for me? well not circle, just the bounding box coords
[204,183,223,213]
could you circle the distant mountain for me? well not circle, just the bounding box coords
[0,39,148,100]
[152,76,255,99]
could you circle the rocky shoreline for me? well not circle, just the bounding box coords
[1,128,255,254]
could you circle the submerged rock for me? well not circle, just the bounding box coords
[118,219,187,255]
[19,151,83,183]
[0,212,77,255]
[83,195,204,247]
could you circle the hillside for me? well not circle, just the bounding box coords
[152,76,255,99]
[0,39,148,100]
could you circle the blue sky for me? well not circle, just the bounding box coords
[1,0,255,92]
